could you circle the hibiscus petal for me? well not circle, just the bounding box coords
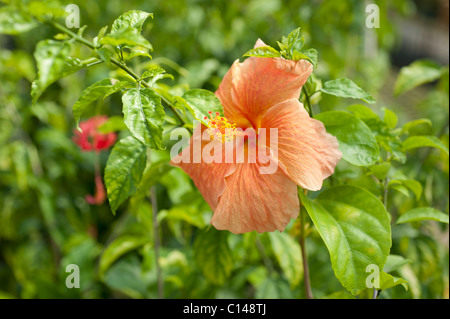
[170,125,236,211]
[253,38,267,49]
[215,47,313,127]
[211,151,299,234]
[260,99,342,191]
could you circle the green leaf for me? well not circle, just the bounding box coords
[125,50,152,61]
[111,10,153,33]
[138,161,173,194]
[280,27,305,58]
[268,232,303,288]
[383,108,398,129]
[121,88,165,149]
[0,6,37,35]
[102,10,152,52]
[346,104,380,122]
[367,162,391,180]
[396,207,449,224]
[300,186,391,295]
[73,79,128,126]
[283,27,303,49]
[293,48,318,68]
[383,254,411,273]
[397,265,421,298]
[379,272,408,291]
[394,60,443,95]
[388,179,422,199]
[402,135,449,156]
[401,180,422,199]
[99,235,150,278]
[390,183,410,198]
[401,118,432,134]
[103,255,148,298]
[98,115,128,133]
[243,46,281,58]
[182,89,224,125]
[31,40,85,104]
[315,111,380,166]
[26,0,66,19]
[93,25,109,45]
[141,65,173,84]
[158,205,206,228]
[193,229,233,285]
[255,277,293,299]
[105,136,147,214]
[141,66,166,79]
[100,28,152,50]
[321,78,376,104]
[377,136,407,164]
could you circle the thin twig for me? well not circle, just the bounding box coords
[50,21,189,130]
[150,186,164,299]
[299,189,313,299]
[302,86,314,118]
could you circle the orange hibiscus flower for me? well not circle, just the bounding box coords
[171,40,342,234]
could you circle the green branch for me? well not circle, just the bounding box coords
[299,187,313,299]
[302,86,313,117]
[49,21,189,130]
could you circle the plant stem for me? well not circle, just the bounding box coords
[383,175,390,209]
[50,21,189,130]
[150,186,164,299]
[302,86,313,118]
[372,288,378,299]
[299,189,313,299]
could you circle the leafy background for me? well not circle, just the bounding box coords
[0,0,449,299]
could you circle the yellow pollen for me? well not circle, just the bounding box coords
[205,112,237,143]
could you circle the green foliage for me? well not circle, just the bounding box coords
[121,88,165,149]
[268,232,303,288]
[315,111,380,166]
[99,235,151,278]
[105,136,147,213]
[394,60,444,96]
[243,46,281,58]
[320,78,376,104]
[300,186,391,295]
[73,79,129,127]
[396,208,449,225]
[0,6,37,35]
[31,40,85,104]
[193,229,233,286]
[0,0,448,300]
[244,27,318,68]
[101,10,153,51]
[403,135,449,156]
[379,272,408,291]
[111,10,153,34]
[181,89,224,125]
